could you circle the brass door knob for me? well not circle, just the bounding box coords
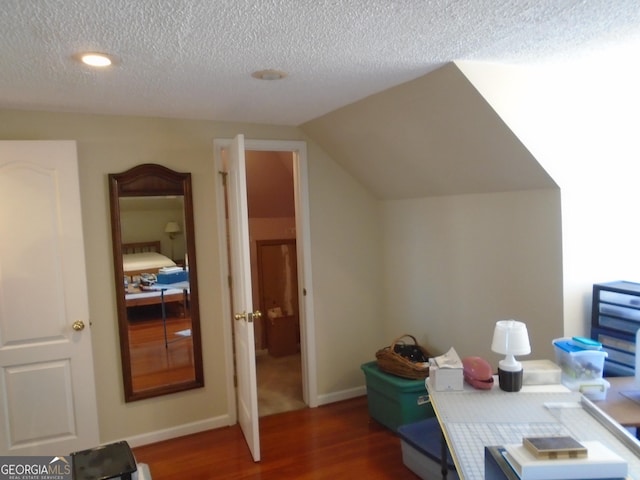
[234,311,262,322]
[72,320,85,331]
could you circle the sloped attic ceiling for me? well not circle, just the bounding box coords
[300,63,557,200]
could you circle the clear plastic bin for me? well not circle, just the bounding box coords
[553,338,607,382]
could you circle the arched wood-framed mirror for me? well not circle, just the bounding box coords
[109,164,204,402]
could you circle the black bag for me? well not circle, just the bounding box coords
[393,343,429,363]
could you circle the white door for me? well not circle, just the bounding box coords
[0,141,99,456]
[226,134,261,461]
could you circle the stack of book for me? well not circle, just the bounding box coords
[485,435,628,480]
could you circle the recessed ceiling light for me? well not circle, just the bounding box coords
[251,69,287,80]
[78,52,115,67]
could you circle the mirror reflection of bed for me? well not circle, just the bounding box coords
[122,240,195,392]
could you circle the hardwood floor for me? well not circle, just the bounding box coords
[132,396,419,479]
[128,304,195,391]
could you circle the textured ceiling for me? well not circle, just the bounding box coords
[1,0,639,126]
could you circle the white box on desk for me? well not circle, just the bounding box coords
[429,348,464,391]
[429,365,463,391]
[521,359,561,385]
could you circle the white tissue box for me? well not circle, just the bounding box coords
[429,348,464,391]
[430,365,463,391]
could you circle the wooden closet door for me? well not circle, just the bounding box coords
[257,240,299,356]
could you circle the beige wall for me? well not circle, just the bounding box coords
[458,40,640,337]
[0,104,566,444]
[305,144,387,397]
[382,189,564,365]
[120,199,185,260]
[0,109,385,443]
[300,63,556,200]
[300,61,564,375]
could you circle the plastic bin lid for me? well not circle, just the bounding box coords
[360,361,427,388]
[571,336,602,350]
[553,338,602,353]
[553,340,582,353]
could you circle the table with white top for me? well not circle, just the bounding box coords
[426,376,640,480]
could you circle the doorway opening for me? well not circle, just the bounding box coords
[245,150,305,416]
[215,137,317,435]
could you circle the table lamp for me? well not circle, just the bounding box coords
[164,221,181,260]
[491,319,531,392]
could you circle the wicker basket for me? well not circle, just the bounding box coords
[375,334,432,380]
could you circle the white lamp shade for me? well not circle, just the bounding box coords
[164,221,181,234]
[491,320,531,356]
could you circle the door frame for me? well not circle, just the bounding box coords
[214,138,318,425]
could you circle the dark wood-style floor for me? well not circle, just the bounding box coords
[128,303,195,392]
[133,396,419,479]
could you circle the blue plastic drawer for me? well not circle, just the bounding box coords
[398,418,458,479]
[593,328,636,354]
[600,290,640,308]
[600,303,640,322]
[597,315,640,334]
[604,360,635,377]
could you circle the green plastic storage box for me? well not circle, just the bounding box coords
[361,361,434,431]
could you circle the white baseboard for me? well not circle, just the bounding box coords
[122,414,232,448]
[118,387,366,448]
[316,385,366,406]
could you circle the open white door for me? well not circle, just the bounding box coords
[226,134,261,462]
[0,141,99,455]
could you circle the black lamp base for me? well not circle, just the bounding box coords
[498,367,523,392]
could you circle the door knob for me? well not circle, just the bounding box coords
[234,311,262,322]
[72,320,85,331]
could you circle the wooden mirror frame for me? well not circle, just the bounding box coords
[109,164,204,402]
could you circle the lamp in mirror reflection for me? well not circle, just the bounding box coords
[491,319,531,392]
[165,221,181,260]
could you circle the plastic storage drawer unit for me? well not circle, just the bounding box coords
[591,281,640,376]
[361,361,434,431]
[398,418,459,480]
